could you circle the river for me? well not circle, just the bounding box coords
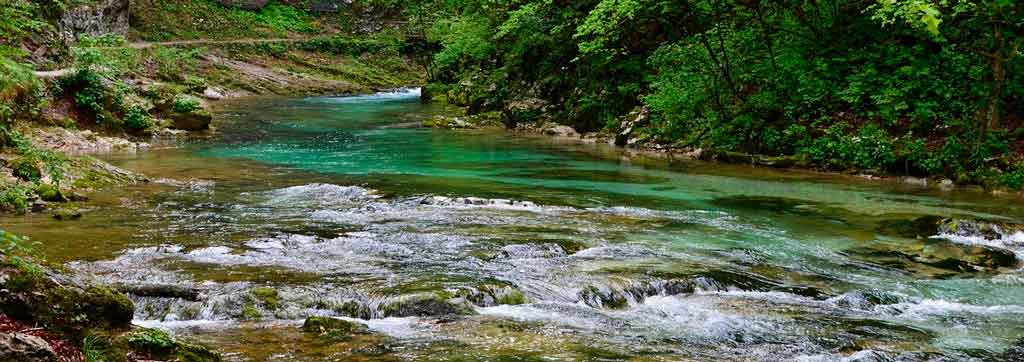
[4,89,1023,361]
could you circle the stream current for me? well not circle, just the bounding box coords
[5,89,1024,361]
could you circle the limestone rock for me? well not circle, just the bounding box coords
[0,333,57,362]
[202,87,226,100]
[58,0,129,45]
[169,108,213,131]
[542,124,579,138]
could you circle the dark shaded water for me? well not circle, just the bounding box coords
[5,89,1024,361]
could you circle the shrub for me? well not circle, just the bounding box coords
[171,96,200,113]
[123,105,154,131]
[1001,163,1024,190]
[0,184,29,214]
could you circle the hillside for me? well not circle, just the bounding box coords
[0,0,426,214]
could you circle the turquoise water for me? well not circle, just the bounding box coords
[5,89,1024,361]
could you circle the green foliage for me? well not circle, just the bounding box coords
[0,184,30,213]
[422,0,1023,188]
[0,229,36,266]
[172,95,200,113]
[123,105,154,131]
[126,328,177,351]
[1002,163,1024,190]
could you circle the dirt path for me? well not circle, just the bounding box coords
[32,36,325,78]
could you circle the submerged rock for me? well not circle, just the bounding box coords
[938,218,1024,241]
[0,333,57,362]
[875,216,945,239]
[379,293,476,317]
[847,238,1020,275]
[1001,338,1024,362]
[302,316,371,335]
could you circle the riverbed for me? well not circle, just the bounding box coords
[5,89,1024,361]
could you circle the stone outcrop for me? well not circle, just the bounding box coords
[58,0,129,45]
[0,259,134,336]
[0,333,57,362]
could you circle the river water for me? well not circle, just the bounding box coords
[5,89,1024,361]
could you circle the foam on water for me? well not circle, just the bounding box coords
[308,87,422,104]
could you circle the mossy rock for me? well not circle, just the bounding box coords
[169,108,213,131]
[100,327,222,362]
[249,286,279,311]
[34,184,65,202]
[302,316,371,336]
[0,259,134,337]
[9,157,41,181]
[51,208,82,221]
[379,293,477,318]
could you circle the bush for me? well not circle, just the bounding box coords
[0,184,29,213]
[1001,163,1024,189]
[171,96,200,113]
[123,105,154,131]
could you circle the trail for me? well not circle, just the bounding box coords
[32,36,326,78]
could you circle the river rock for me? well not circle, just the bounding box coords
[847,238,1020,274]
[58,0,129,45]
[0,333,57,362]
[1002,338,1024,362]
[542,124,579,138]
[379,293,476,317]
[0,260,134,334]
[501,98,548,128]
[169,108,213,131]
[302,316,371,335]
[202,87,226,100]
[937,218,1024,241]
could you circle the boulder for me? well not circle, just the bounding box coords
[169,108,213,131]
[202,87,226,100]
[58,0,129,45]
[0,333,57,362]
[379,293,476,317]
[938,218,1024,241]
[214,0,270,10]
[1002,338,1024,362]
[0,260,134,336]
[542,124,579,138]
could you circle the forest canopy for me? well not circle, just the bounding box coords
[414,0,1023,187]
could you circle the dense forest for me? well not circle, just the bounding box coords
[410,0,1024,188]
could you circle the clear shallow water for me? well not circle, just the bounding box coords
[5,89,1024,361]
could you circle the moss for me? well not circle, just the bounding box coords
[240,303,261,320]
[125,328,176,353]
[0,259,135,337]
[495,289,526,306]
[109,327,222,362]
[379,293,477,317]
[9,156,41,181]
[249,286,279,311]
[302,316,370,336]
[35,183,64,202]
